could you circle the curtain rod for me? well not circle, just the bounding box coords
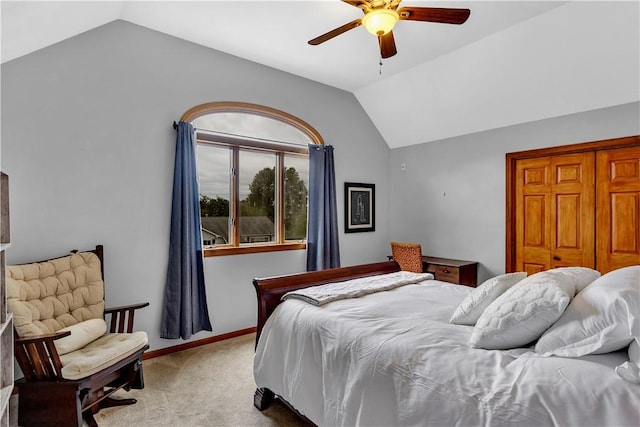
[172,120,312,148]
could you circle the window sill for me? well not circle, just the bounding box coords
[203,242,306,257]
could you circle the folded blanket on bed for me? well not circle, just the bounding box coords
[282,271,434,306]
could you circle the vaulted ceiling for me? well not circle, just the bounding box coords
[2,1,639,148]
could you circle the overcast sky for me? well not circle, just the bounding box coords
[194,113,310,200]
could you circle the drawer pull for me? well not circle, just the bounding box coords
[441,269,450,274]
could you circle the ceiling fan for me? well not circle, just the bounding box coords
[308,0,471,59]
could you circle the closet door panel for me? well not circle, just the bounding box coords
[611,193,638,252]
[597,146,640,273]
[516,158,551,272]
[551,153,595,268]
[556,194,580,247]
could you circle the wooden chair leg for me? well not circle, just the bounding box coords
[254,387,275,410]
[102,396,138,408]
[83,410,99,427]
[82,390,137,425]
[129,359,145,390]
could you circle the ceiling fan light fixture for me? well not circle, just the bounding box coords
[362,9,399,36]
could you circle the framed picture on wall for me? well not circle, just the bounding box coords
[344,182,375,233]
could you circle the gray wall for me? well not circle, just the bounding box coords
[2,19,638,352]
[0,20,391,351]
[389,101,640,282]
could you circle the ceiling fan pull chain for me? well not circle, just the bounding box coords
[379,57,383,75]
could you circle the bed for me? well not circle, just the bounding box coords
[252,261,640,427]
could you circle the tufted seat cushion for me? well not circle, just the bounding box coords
[6,251,105,337]
[60,331,149,380]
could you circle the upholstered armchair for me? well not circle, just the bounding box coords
[6,245,149,427]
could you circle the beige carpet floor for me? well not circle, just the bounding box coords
[10,333,307,426]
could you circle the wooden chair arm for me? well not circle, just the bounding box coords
[105,302,150,314]
[14,331,70,382]
[104,302,149,333]
[15,330,71,345]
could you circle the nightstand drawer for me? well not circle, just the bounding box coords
[388,254,478,286]
[434,266,460,284]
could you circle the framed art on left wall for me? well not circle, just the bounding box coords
[344,182,375,233]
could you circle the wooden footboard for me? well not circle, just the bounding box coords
[252,260,400,346]
[252,260,400,419]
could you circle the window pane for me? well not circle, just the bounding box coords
[239,150,276,244]
[284,155,309,241]
[197,144,231,247]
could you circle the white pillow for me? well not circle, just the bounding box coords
[551,266,602,292]
[616,339,640,384]
[535,265,639,357]
[54,318,107,355]
[470,268,599,350]
[449,272,527,325]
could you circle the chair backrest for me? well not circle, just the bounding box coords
[6,251,105,338]
[390,242,423,273]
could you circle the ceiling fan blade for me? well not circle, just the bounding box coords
[342,0,364,8]
[398,7,471,25]
[308,19,362,45]
[379,31,397,59]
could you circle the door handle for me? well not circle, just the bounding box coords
[553,256,561,261]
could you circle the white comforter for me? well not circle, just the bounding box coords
[282,271,434,306]
[254,279,640,427]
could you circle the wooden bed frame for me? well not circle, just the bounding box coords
[251,260,400,413]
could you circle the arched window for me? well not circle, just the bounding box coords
[180,102,323,256]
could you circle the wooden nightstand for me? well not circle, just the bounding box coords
[421,257,478,287]
[388,255,479,287]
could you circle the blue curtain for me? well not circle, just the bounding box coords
[306,144,341,271]
[161,121,213,339]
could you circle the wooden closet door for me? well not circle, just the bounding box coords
[515,157,552,274]
[515,153,595,274]
[552,153,595,269]
[596,145,640,273]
